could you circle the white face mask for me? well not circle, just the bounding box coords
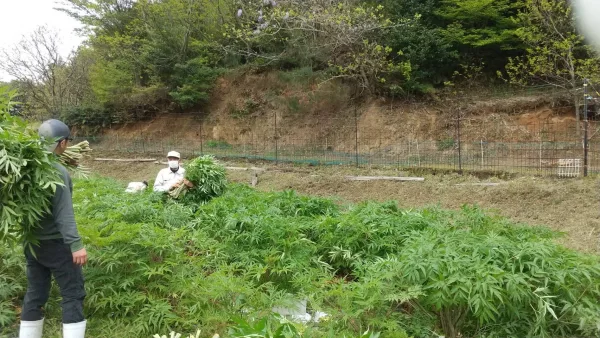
[168,160,179,170]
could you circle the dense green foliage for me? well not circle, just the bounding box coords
[1,175,599,337]
[2,0,598,126]
[170,155,227,204]
[0,86,62,245]
[376,0,524,93]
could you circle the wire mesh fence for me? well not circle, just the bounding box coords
[73,109,600,177]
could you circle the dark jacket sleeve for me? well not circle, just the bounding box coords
[53,165,83,252]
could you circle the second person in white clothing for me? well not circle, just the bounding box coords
[153,151,193,192]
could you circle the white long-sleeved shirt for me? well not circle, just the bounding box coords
[153,167,186,192]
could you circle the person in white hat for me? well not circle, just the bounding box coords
[153,151,192,192]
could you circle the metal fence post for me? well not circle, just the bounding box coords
[324,137,328,164]
[200,121,203,155]
[274,111,278,164]
[539,128,543,172]
[397,143,400,170]
[480,139,484,168]
[141,132,146,154]
[355,103,359,168]
[584,79,589,177]
[456,109,463,174]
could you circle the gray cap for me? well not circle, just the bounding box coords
[38,119,70,152]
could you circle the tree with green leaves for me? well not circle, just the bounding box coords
[225,0,412,94]
[438,0,523,52]
[504,0,600,127]
[38,0,600,115]
[59,0,228,111]
[57,0,139,37]
[375,0,526,94]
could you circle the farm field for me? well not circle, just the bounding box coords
[87,158,600,253]
[2,157,600,338]
[4,0,600,335]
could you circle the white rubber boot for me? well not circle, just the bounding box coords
[62,320,86,338]
[18,318,44,338]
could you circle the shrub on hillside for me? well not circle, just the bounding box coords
[169,57,223,109]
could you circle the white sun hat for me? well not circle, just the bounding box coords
[167,151,181,159]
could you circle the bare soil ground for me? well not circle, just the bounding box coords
[82,156,600,254]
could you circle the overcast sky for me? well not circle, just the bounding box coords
[0,0,85,81]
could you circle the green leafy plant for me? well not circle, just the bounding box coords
[58,140,93,178]
[0,86,62,245]
[351,206,600,338]
[205,140,233,149]
[169,155,227,204]
[436,138,456,151]
[229,315,301,338]
[228,315,385,338]
[229,99,261,119]
[286,97,302,114]
[153,330,202,338]
[0,242,26,329]
[2,172,600,337]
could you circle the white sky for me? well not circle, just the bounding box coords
[0,0,85,81]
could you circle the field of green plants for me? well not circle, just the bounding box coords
[2,173,600,337]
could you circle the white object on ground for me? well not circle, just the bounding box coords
[126,181,148,193]
[272,299,307,317]
[312,311,329,323]
[19,318,44,338]
[153,329,203,338]
[273,298,313,324]
[290,313,312,323]
[62,320,86,338]
[272,299,330,324]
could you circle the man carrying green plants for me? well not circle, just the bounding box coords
[18,119,88,338]
[153,150,193,192]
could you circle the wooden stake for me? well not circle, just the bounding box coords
[251,170,259,187]
[95,158,157,162]
[345,176,424,182]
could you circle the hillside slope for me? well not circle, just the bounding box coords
[96,72,577,153]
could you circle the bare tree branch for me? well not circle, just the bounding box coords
[0,26,87,117]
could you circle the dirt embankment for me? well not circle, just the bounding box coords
[91,72,578,153]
